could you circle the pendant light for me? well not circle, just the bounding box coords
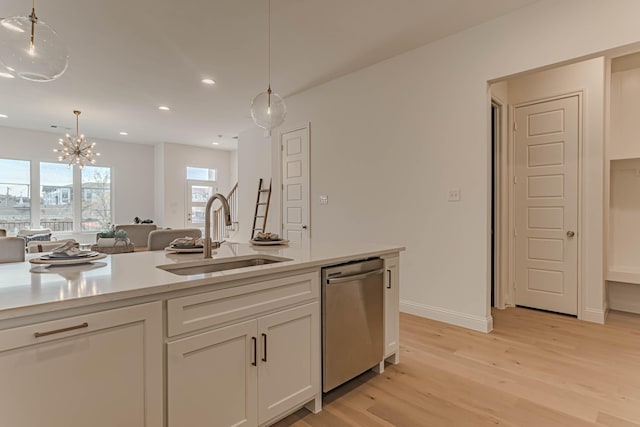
[54,110,100,169]
[251,0,286,130]
[0,0,69,82]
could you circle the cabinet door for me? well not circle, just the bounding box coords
[168,319,258,427]
[258,302,320,425]
[0,302,163,427]
[384,256,400,360]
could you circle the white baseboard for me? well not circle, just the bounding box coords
[580,308,606,324]
[400,299,493,333]
[608,300,640,315]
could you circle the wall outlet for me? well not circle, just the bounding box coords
[320,195,328,205]
[448,188,461,202]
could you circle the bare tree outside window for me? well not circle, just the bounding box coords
[82,166,112,231]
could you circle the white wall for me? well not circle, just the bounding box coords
[506,58,606,322]
[154,143,165,226]
[267,0,640,332]
[229,150,238,187]
[0,125,154,231]
[236,127,275,242]
[154,142,232,229]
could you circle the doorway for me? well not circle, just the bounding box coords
[491,101,499,308]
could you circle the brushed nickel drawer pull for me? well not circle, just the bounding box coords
[34,322,88,338]
[261,333,267,362]
[251,337,257,367]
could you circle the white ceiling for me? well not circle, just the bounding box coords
[0,0,540,150]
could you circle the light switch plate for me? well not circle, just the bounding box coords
[320,195,328,205]
[448,188,461,202]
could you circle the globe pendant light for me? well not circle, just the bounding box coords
[53,110,100,169]
[0,0,69,82]
[251,0,286,130]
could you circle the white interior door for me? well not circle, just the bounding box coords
[514,95,579,315]
[281,125,310,246]
[185,179,216,230]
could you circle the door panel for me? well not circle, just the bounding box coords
[167,320,257,427]
[185,179,215,230]
[515,96,579,315]
[281,126,310,246]
[258,302,319,425]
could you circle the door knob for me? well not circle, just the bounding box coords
[566,231,575,237]
[302,225,308,229]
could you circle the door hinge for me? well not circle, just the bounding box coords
[281,184,284,190]
[513,121,517,132]
[513,176,517,184]
[513,228,517,237]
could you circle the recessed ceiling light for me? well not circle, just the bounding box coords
[0,114,7,118]
[0,72,15,79]
[202,78,215,85]
[212,142,219,145]
[158,105,170,111]
[119,131,128,136]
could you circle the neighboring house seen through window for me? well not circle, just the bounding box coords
[0,157,112,234]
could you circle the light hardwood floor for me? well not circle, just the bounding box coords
[273,308,640,427]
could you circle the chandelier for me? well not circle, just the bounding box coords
[0,0,69,82]
[54,110,99,169]
[250,0,286,130]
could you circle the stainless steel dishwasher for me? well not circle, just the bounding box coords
[322,258,384,393]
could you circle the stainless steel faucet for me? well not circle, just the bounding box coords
[204,193,232,258]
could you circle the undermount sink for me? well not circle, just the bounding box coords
[157,255,292,276]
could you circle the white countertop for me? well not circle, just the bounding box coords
[0,241,404,320]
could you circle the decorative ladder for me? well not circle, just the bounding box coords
[251,178,272,239]
[213,182,238,241]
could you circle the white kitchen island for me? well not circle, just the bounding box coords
[0,241,403,427]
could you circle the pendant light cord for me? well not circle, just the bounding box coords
[268,0,271,89]
[74,110,81,136]
[29,0,37,51]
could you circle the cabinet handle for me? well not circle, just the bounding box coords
[261,333,267,362]
[34,322,88,338]
[251,337,257,367]
[387,270,392,289]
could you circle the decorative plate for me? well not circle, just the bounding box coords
[250,239,290,246]
[164,246,204,253]
[29,253,107,265]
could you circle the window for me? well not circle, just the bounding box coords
[0,159,31,234]
[81,166,111,231]
[40,162,74,231]
[186,166,216,181]
[0,157,112,234]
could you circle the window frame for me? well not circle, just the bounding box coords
[0,157,113,235]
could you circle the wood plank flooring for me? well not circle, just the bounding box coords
[273,308,640,427]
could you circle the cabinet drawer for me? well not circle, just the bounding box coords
[167,272,319,337]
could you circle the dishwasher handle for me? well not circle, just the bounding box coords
[326,268,385,285]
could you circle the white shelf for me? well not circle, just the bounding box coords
[606,267,640,285]
[609,154,640,161]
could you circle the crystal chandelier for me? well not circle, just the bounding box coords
[54,110,99,169]
[0,0,69,82]
[250,0,286,130]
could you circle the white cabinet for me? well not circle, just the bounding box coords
[167,272,321,427]
[0,302,163,427]
[168,320,258,427]
[384,256,400,363]
[258,303,319,425]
